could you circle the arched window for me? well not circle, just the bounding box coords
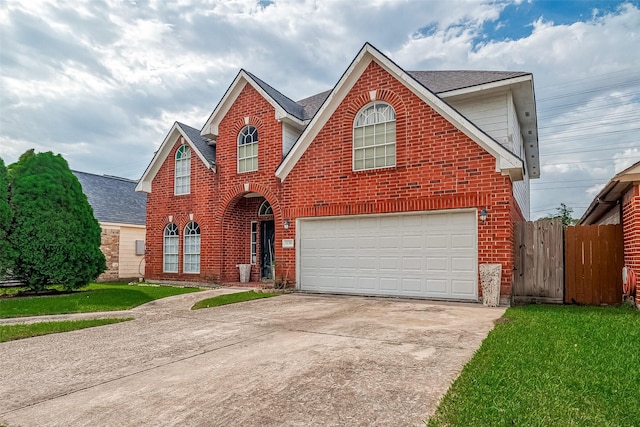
[163,223,179,273]
[175,145,191,195]
[183,222,201,274]
[258,200,273,216]
[238,125,258,173]
[353,102,396,171]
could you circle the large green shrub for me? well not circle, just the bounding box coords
[8,150,106,291]
[0,157,15,278]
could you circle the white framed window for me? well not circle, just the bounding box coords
[175,145,191,195]
[163,223,179,273]
[258,200,273,216]
[238,125,258,173]
[250,221,257,264]
[353,102,396,171]
[183,221,201,274]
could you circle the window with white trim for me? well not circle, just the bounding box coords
[175,145,191,195]
[250,221,257,264]
[183,222,201,274]
[238,125,258,173]
[163,223,179,273]
[353,102,396,171]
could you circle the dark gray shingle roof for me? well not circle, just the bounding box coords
[176,122,216,166]
[408,70,530,94]
[73,171,146,225]
[244,70,306,121]
[297,90,331,121]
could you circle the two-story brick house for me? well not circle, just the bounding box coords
[136,43,539,302]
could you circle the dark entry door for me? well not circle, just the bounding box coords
[261,220,275,279]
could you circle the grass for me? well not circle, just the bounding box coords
[191,290,279,310]
[0,282,201,318]
[427,304,640,426]
[0,318,132,342]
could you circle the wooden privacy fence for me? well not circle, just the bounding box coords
[513,220,564,304]
[513,220,624,305]
[564,224,623,305]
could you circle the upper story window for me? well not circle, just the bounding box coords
[353,102,396,171]
[238,125,258,173]
[183,221,201,274]
[175,145,191,195]
[163,223,179,273]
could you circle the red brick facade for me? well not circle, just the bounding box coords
[143,60,527,299]
[621,185,640,304]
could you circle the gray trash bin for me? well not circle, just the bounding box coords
[237,264,251,283]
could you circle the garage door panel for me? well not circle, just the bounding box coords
[336,256,356,268]
[379,277,399,291]
[402,257,422,270]
[451,233,474,249]
[299,211,477,300]
[452,257,474,272]
[358,276,377,290]
[452,279,476,296]
[401,278,422,292]
[402,235,423,249]
[426,279,448,294]
[426,257,448,271]
[426,234,448,249]
[379,256,400,270]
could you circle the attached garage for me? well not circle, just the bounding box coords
[297,210,478,300]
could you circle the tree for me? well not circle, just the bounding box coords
[0,157,15,278]
[544,202,578,226]
[8,150,106,291]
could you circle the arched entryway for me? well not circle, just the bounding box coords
[220,189,280,283]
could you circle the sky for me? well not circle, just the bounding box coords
[1,0,639,220]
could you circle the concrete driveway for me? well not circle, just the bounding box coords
[0,289,505,426]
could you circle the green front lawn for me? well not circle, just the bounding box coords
[427,304,640,426]
[0,318,132,342]
[0,283,201,318]
[191,290,279,310]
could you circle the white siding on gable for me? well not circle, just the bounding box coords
[448,90,531,218]
[448,93,510,150]
[282,123,302,156]
[507,92,530,219]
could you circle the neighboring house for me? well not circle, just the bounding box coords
[578,161,640,303]
[73,171,147,282]
[136,43,540,302]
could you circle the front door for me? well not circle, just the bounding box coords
[260,220,275,279]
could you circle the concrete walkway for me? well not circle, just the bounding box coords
[0,289,505,426]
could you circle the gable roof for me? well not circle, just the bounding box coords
[136,121,216,193]
[275,43,525,182]
[73,170,147,225]
[200,69,307,141]
[578,160,640,225]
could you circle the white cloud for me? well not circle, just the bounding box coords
[614,148,640,173]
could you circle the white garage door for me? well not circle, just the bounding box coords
[298,210,477,300]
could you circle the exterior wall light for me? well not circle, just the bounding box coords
[479,209,487,223]
[283,220,290,229]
